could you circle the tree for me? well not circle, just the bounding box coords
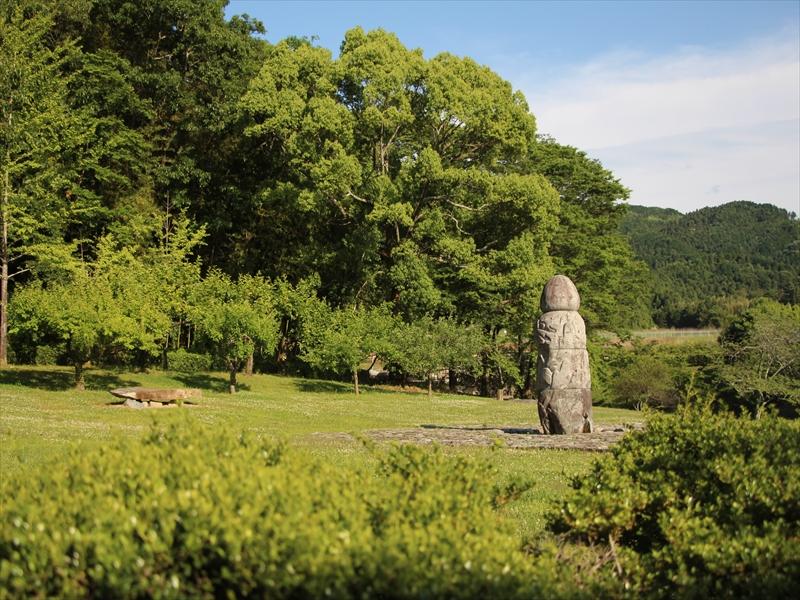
[190,272,279,393]
[300,303,395,396]
[1,3,153,366]
[9,240,171,388]
[0,8,93,365]
[531,137,653,331]
[75,0,269,272]
[387,317,482,397]
[269,274,321,373]
[142,214,205,367]
[239,29,560,330]
[611,355,678,411]
[715,298,800,415]
[238,30,562,401]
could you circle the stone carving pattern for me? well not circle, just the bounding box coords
[536,276,593,434]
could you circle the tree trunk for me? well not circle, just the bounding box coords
[496,387,504,401]
[448,367,457,392]
[0,160,9,367]
[74,362,85,391]
[245,352,254,376]
[428,374,433,398]
[229,363,237,394]
[353,368,360,396]
[161,336,169,371]
[0,246,7,368]
[522,353,535,399]
[480,354,490,397]
[479,327,495,397]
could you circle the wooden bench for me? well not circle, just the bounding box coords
[110,387,201,408]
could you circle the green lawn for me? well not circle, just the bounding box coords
[0,365,639,537]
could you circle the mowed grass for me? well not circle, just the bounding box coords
[0,365,640,536]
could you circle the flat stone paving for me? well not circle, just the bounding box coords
[311,423,644,452]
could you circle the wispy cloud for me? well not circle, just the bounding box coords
[515,29,800,213]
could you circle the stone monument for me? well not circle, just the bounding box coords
[535,275,592,434]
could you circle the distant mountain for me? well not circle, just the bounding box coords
[620,201,800,326]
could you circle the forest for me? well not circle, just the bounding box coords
[2,0,656,394]
[2,0,798,408]
[621,201,799,327]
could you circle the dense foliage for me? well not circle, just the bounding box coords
[549,407,800,597]
[532,138,652,330]
[2,0,657,396]
[713,298,800,416]
[9,239,172,388]
[3,412,797,598]
[621,202,800,327]
[0,421,586,599]
[589,338,716,410]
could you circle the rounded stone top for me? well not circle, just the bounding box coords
[540,275,581,312]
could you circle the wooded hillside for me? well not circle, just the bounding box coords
[621,201,799,327]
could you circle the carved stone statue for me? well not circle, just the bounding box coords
[536,275,592,434]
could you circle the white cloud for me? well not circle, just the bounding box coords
[595,119,799,213]
[514,31,800,213]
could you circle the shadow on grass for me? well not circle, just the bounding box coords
[172,373,250,394]
[0,368,139,392]
[295,379,425,397]
[420,424,542,435]
[295,379,354,395]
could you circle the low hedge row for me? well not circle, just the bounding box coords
[4,409,797,598]
[0,422,583,599]
[166,349,214,373]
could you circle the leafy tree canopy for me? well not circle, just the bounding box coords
[190,271,279,393]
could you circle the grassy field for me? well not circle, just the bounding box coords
[0,365,639,538]
[632,328,719,344]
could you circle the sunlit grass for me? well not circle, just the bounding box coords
[1,365,639,535]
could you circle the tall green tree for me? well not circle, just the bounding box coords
[531,136,653,331]
[0,8,93,365]
[1,3,155,366]
[240,29,560,342]
[75,0,269,267]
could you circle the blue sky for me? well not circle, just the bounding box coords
[226,1,800,214]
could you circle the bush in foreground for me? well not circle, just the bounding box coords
[549,406,800,597]
[0,422,583,599]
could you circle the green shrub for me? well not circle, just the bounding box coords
[34,344,64,366]
[166,349,213,373]
[611,355,679,410]
[548,407,800,597]
[0,422,584,599]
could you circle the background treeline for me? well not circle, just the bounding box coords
[591,297,800,417]
[1,0,652,394]
[2,0,797,407]
[621,201,799,327]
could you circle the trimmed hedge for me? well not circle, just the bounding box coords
[0,422,584,599]
[549,406,800,597]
